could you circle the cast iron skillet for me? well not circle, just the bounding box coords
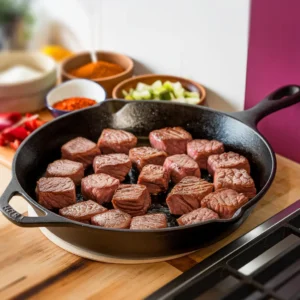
[1,85,300,259]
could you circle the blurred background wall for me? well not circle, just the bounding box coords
[28,0,250,112]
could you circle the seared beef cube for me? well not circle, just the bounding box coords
[61,137,100,168]
[112,184,151,216]
[214,168,256,198]
[36,177,76,210]
[207,151,250,175]
[129,147,167,171]
[177,207,219,226]
[130,213,167,230]
[93,153,131,182]
[201,189,248,219]
[91,209,131,229]
[137,164,169,195]
[187,139,224,169]
[163,154,200,184]
[59,200,107,221]
[46,159,84,185]
[97,128,137,154]
[149,127,192,155]
[166,176,214,215]
[81,173,119,204]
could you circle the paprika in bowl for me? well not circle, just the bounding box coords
[46,79,106,117]
[61,51,134,97]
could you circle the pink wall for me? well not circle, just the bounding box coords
[245,0,300,163]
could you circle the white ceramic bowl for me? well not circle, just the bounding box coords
[0,52,57,113]
[46,79,107,117]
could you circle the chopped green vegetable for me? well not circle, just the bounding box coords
[122,80,200,104]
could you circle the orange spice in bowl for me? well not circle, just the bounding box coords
[53,97,97,111]
[69,61,124,80]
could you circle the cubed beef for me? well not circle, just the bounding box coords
[163,154,200,184]
[201,188,248,219]
[36,177,76,210]
[207,151,250,175]
[149,127,192,155]
[97,128,137,154]
[81,173,119,204]
[59,200,107,221]
[166,176,214,215]
[112,184,151,216]
[93,153,131,182]
[130,213,167,230]
[187,139,224,169]
[214,168,256,199]
[137,164,169,195]
[46,159,84,185]
[177,208,220,226]
[129,147,167,171]
[91,209,132,229]
[61,137,100,168]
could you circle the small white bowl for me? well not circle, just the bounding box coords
[46,79,107,117]
[0,51,57,113]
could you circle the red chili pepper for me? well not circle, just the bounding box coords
[0,112,22,131]
[9,139,21,150]
[0,134,6,146]
[2,126,29,142]
[24,118,45,132]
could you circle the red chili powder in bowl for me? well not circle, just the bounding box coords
[53,97,97,111]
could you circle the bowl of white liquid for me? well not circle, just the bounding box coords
[0,52,57,113]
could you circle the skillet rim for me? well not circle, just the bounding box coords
[11,99,276,232]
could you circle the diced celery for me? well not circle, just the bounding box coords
[151,80,163,89]
[184,91,200,99]
[122,89,128,97]
[159,90,172,100]
[125,95,133,100]
[184,98,200,105]
[140,90,151,99]
[136,82,151,92]
[163,81,174,92]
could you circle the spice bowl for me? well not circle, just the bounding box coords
[61,51,134,97]
[46,79,106,117]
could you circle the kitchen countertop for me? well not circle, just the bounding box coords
[1,111,300,299]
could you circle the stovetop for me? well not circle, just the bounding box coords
[146,200,300,300]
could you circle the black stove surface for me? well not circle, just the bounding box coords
[146,200,300,300]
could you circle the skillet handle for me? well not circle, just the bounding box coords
[230,85,300,128]
[0,180,75,227]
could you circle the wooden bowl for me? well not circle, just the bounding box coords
[61,51,134,97]
[112,74,206,105]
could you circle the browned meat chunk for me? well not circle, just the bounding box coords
[91,209,132,229]
[112,184,151,216]
[81,173,119,204]
[137,164,169,195]
[97,128,137,154]
[207,151,250,175]
[129,147,167,171]
[46,159,84,185]
[130,213,167,230]
[177,208,219,226]
[166,176,213,215]
[61,137,100,168]
[163,154,200,184]
[93,153,131,182]
[201,189,248,219]
[149,127,192,155]
[59,200,107,221]
[36,177,76,210]
[187,139,224,169]
[214,168,256,198]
